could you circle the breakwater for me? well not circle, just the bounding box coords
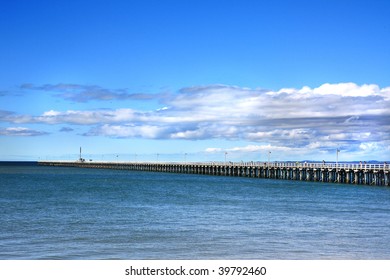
[38,161,390,186]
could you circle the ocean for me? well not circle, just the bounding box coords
[1,162,390,259]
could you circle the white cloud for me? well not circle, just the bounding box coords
[156,106,169,111]
[43,110,61,117]
[359,142,379,151]
[6,82,390,125]
[312,83,380,97]
[275,83,383,98]
[31,109,137,125]
[204,144,315,161]
[205,147,223,153]
[247,129,313,141]
[170,129,207,139]
[1,82,389,160]
[86,124,167,139]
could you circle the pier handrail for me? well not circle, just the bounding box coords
[37,160,390,186]
[38,160,389,171]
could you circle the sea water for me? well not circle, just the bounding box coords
[1,162,390,259]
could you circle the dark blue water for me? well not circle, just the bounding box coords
[1,162,390,259]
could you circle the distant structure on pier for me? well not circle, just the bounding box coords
[78,147,85,162]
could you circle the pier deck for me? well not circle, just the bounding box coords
[38,161,390,186]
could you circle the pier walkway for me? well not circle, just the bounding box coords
[38,161,390,186]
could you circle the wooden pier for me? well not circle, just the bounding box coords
[38,161,390,186]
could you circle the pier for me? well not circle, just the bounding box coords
[38,161,390,186]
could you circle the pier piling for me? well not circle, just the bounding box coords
[38,161,390,187]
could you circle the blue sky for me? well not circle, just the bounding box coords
[0,0,389,162]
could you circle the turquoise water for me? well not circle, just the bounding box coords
[1,162,390,259]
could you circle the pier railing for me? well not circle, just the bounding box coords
[38,160,390,186]
[38,160,389,171]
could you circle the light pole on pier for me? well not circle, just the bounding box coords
[336,149,340,170]
[224,152,228,165]
[268,151,271,165]
[157,153,159,162]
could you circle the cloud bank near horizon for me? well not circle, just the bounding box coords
[20,83,159,102]
[1,82,389,159]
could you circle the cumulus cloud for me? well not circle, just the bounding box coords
[84,124,169,139]
[2,108,139,125]
[2,82,389,157]
[312,83,381,97]
[205,147,223,153]
[0,127,48,136]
